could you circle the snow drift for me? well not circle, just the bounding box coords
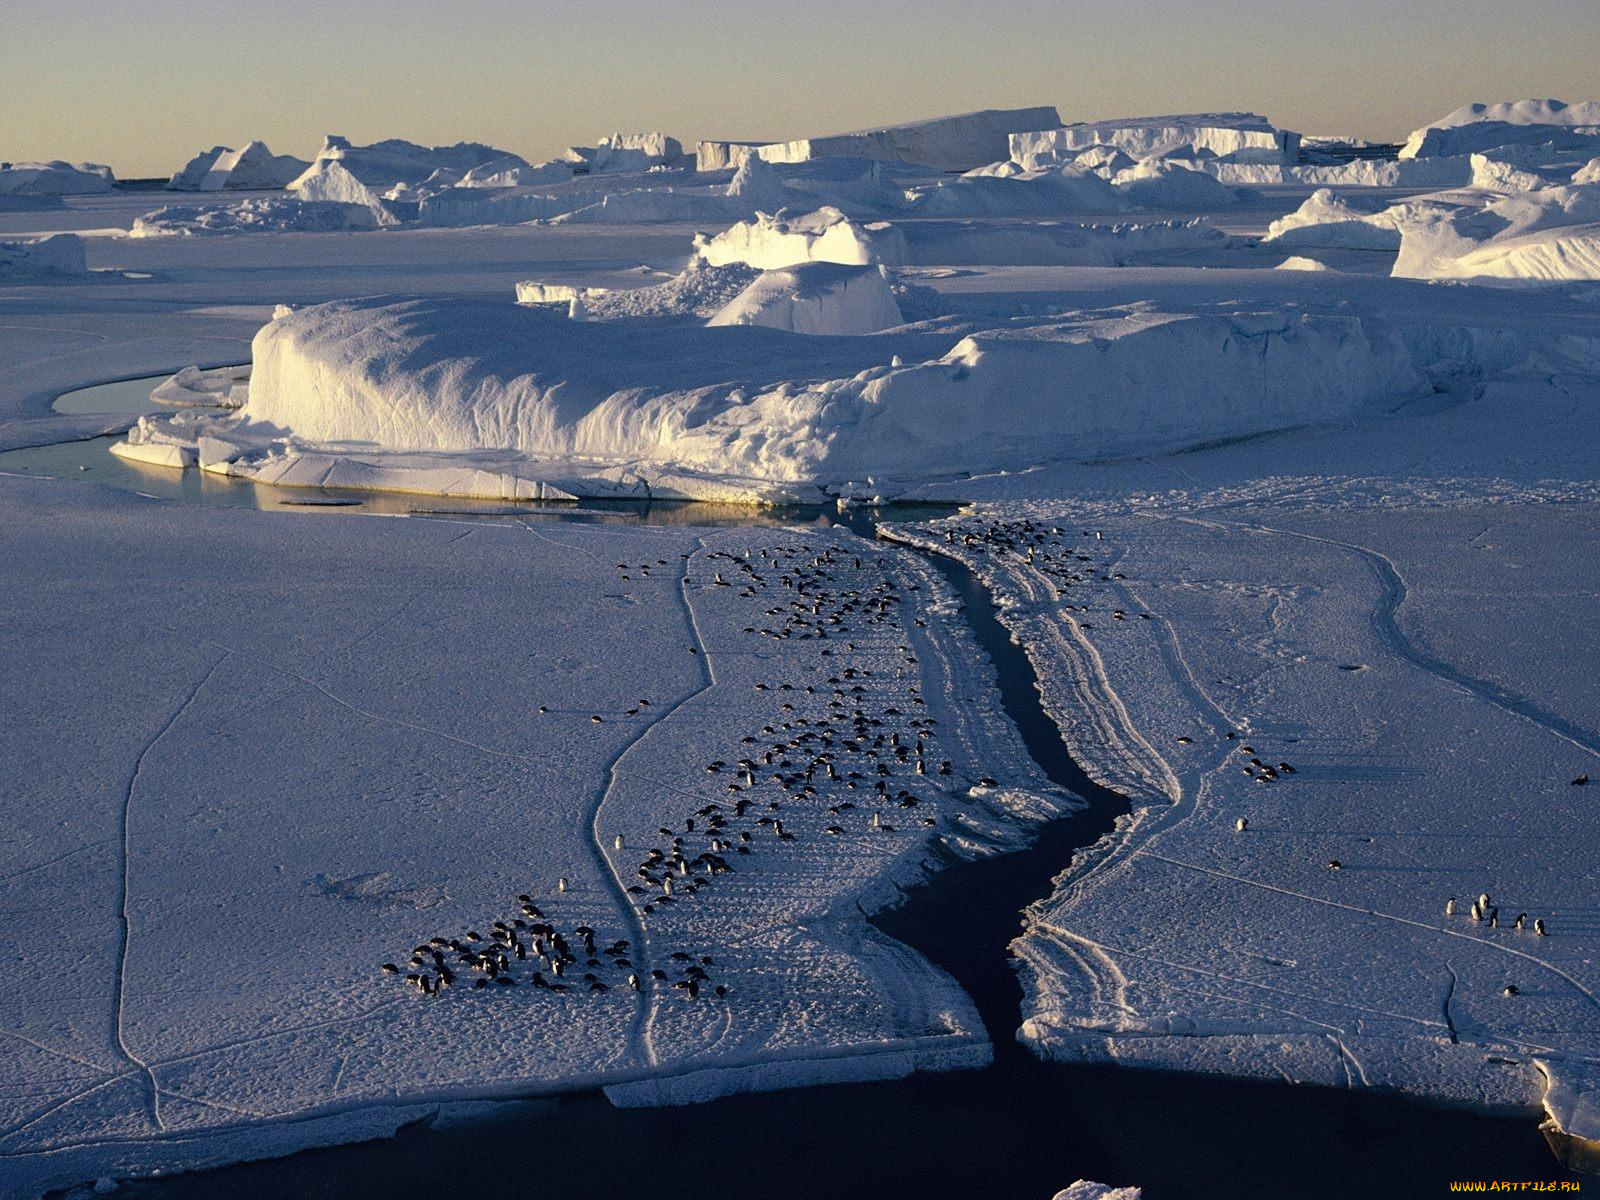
[1392,182,1600,282]
[1264,189,1407,251]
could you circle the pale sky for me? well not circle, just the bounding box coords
[5,0,1598,178]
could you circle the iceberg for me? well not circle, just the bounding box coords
[693,207,908,269]
[706,262,904,335]
[697,107,1062,173]
[167,141,310,191]
[1402,100,1600,160]
[1012,113,1300,168]
[0,159,114,195]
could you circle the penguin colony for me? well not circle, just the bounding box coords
[383,536,974,1005]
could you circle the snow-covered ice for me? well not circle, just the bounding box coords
[693,207,908,269]
[0,475,1070,1195]
[1012,112,1300,168]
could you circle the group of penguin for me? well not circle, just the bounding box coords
[1446,891,1548,937]
[939,517,1149,632]
[385,536,961,1004]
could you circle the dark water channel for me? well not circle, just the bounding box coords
[18,379,1576,1199]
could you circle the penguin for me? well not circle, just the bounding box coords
[1534,919,1548,936]
[1445,897,1456,916]
[1235,818,1248,832]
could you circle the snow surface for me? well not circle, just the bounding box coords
[9,101,1600,1187]
[881,291,1600,1138]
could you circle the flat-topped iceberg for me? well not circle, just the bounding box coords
[1402,100,1600,159]
[112,296,1436,503]
[696,107,1061,173]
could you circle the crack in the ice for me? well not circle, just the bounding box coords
[113,650,230,1133]
[1185,515,1600,759]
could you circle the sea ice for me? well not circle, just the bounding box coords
[0,476,1068,1195]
